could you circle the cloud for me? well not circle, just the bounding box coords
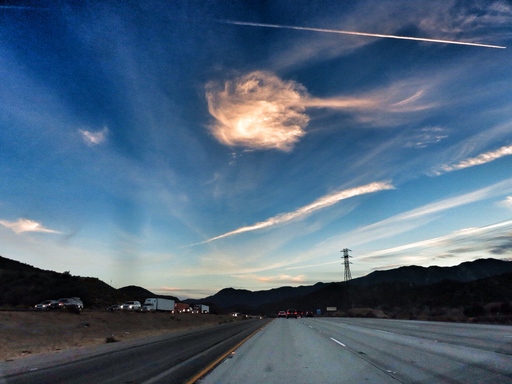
[195,181,394,245]
[223,20,506,49]
[205,71,310,152]
[251,274,306,284]
[79,127,108,145]
[498,196,512,210]
[433,144,512,175]
[0,218,61,234]
[206,71,435,152]
[333,177,512,248]
[360,219,512,261]
[404,127,448,149]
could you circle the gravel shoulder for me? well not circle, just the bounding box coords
[0,310,234,370]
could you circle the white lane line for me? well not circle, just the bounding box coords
[330,337,346,347]
[309,326,313,328]
[375,329,395,335]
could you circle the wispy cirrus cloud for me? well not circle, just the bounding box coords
[360,219,512,261]
[336,177,512,248]
[433,144,512,175]
[498,196,512,210]
[0,218,61,234]
[79,127,108,146]
[194,181,394,245]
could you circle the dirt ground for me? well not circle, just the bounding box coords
[0,310,234,361]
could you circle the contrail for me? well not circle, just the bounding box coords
[223,20,506,49]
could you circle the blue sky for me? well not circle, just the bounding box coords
[1,0,512,299]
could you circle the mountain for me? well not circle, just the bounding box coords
[349,258,512,286]
[192,259,512,312]
[184,283,327,308]
[0,255,178,308]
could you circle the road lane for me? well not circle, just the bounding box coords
[1,319,269,384]
[199,318,400,383]
[302,318,512,383]
[200,318,512,384]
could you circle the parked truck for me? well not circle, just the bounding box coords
[142,298,174,312]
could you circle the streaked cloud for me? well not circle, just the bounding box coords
[206,71,434,152]
[335,177,512,248]
[195,181,394,245]
[0,218,61,234]
[433,144,512,175]
[79,127,108,146]
[252,274,306,284]
[223,20,506,49]
[360,219,512,261]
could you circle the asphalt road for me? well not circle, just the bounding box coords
[200,317,512,383]
[1,318,269,384]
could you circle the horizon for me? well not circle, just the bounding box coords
[1,1,512,299]
[2,254,509,301]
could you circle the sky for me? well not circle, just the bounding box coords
[1,0,512,299]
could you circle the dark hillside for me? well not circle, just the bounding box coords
[350,258,512,286]
[0,256,170,309]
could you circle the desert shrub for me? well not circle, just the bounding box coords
[105,336,118,343]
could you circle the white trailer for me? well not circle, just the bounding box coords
[142,298,174,312]
[199,304,209,314]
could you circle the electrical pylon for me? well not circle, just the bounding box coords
[341,248,352,281]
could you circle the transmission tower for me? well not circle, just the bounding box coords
[341,248,352,281]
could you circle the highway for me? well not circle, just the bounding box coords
[200,317,512,383]
[0,319,268,384]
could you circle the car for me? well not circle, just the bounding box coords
[286,309,298,318]
[34,300,57,310]
[107,304,121,311]
[121,301,141,311]
[50,297,84,312]
[277,310,286,318]
[305,311,314,318]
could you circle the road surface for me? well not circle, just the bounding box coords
[200,317,512,383]
[1,318,268,384]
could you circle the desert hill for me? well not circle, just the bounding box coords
[0,255,178,309]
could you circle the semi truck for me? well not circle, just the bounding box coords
[193,304,209,314]
[142,298,174,312]
[175,302,190,313]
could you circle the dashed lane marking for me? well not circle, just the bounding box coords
[330,337,346,347]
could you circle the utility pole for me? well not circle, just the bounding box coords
[341,248,352,281]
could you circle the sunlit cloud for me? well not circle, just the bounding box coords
[433,144,512,175]
[0,218,61,234]
[236,273,306,284]
[206,71,310,152]
[206,71,434,152]
[79,127,108,145]
[194,181,394,245]
[222,20,506,49]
